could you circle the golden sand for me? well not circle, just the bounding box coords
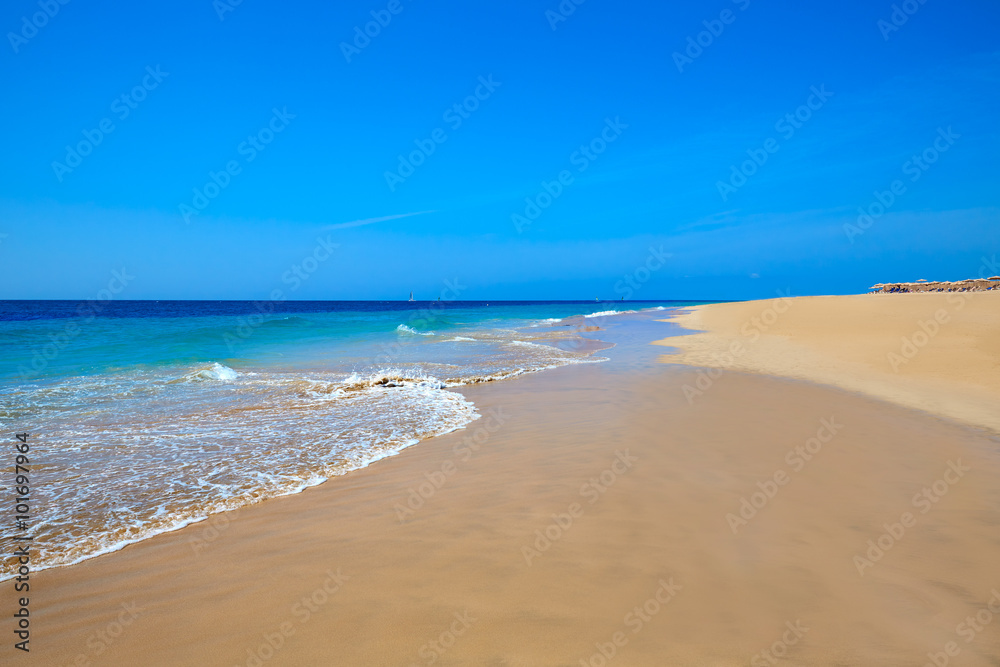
[10,308,1000,666]
[656,291,1000,434]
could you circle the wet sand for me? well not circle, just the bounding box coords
[10,312,1000,666]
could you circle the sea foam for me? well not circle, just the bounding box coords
[584,309,637,318]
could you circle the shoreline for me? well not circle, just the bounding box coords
[2,305,630,583]
[11,309,1000,665]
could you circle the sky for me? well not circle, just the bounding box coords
[0,0,998,300]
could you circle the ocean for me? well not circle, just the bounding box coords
[0,300,705,578]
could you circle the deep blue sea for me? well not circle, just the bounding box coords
[0,300,708,577]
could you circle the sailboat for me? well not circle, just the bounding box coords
[408,291,414,302]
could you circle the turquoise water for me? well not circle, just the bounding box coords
[3,300,692,380]
[0,300,704,577]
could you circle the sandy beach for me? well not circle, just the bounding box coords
[656,291,1000,434]
[12,306,1000,666]
[6,0,998,663]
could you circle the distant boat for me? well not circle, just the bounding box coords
[409,292,414,302]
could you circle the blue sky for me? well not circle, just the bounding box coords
[1,0,998,300]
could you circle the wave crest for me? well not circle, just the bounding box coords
[396,324,435,336]
[182,363,238,382]
[584,309,637,318]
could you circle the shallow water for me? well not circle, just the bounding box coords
[0,300,709,576]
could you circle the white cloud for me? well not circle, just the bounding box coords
[322,210,434,231]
